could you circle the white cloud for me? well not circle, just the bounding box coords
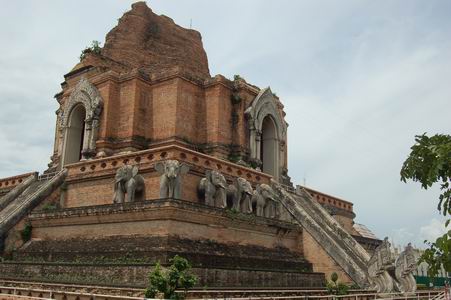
[419,218,448,243]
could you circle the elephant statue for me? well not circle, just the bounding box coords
[155,160,190,199]
[198,170,227,208]
[251,184,278,218]
[227,177,253,213]
[112,165,145,203]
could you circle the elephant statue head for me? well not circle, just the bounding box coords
[251,183,278,218]
[227,177,253,213]
[198,170,227,208]
[112,165,145,203]
[155,160,190,199]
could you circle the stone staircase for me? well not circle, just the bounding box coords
[0,170,67,240]
[273,184,371,287]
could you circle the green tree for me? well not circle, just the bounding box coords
[400,133,451,277]
[326,272,349,295]
[79,40,102,61]
[145,255,197,300]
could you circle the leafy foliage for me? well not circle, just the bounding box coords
[42,203,57,212]
[233,74,243,81]
[144,255,197,300]
[419,230,451,278]
[400,133,451,277]
[325,272,349,295]
[230,91,242,105]
[20,223,32,242]
[331,272,338,283]
[400,133,451,216]
[79,40,102,61]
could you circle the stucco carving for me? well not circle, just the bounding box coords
[227,177,253,213]
[367,237,419,294]
[60,77,103,162]
[155,160,190,199]
[251,184,278,218]
[112,165,145,203]
[62,77,103,126]
[245,87,287,181]
[198,170,227,208]
[395,243,417,293]
[367,237,394,293]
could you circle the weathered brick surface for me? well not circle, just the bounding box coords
[28,199,300,251]
[303,230,352,284]
[102,2,210,79]
[16,235,310,271]
[0,262,325,288]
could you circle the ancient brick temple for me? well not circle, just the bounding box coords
[0,2,381,288]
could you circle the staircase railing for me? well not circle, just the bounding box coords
[37,171,58,182]
[0,169,67,237]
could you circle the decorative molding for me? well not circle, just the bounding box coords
[245,87,287,181]
[62,77,103,127]
[60,77,104,162]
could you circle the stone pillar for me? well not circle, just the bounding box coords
[90,118,100,152]
[256,130,262,161]
[81,119,97,160]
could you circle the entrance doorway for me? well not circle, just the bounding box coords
[63,104,86,165]
[260,116,278,178]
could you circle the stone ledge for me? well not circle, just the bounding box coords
[29,198,298,232]
[13,234,310,272]
[0,263,325,288]
[0,172,37,193]
[64,144,271,185]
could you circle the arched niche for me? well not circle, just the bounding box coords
[63,104,86,165]
[245,87,287,182]
[261,115,278,177]
[59,77,103,166]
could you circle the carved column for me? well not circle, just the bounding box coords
[90,118,100,152]
[81,119,93,160]
[255,130,262,161]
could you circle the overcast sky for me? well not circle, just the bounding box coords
[0,1,450,248]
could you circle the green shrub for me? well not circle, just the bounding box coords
[230,93,241,104]
[233,74,242,81]
[416,283,427,290]
[79,40,101,61]
[326,273,349,295]
[42,203,57,211]
[20,223,32,242]
[227,153,241,163]
[145,255,197,300]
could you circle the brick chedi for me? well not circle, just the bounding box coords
[0,1,383,290]
[49,1,291,186]
[102,2,210,79]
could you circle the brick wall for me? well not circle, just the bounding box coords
[302,230,352,284]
